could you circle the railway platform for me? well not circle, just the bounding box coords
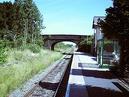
[65,52,129,97]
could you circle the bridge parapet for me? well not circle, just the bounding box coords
[42,34,87,50]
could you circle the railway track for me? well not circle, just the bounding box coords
[23,54,73,97]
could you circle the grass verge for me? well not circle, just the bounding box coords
[0,49,62,97]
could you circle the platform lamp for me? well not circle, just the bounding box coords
[99,32,104,67]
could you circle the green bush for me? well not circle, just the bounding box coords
[0,48,7,65]
[13,51,23,61]
[20,44,41,53]
[28,44,41,53]
[0,40,7,65]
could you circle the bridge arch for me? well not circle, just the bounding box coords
[51,40,77,51]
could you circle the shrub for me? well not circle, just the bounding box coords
[28,44,41,53]
[20,44,41,53]
[0,40,7,65]
[0,48,7,65]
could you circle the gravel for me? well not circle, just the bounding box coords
[28,57,70,97]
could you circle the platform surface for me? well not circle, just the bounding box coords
[65,52,129,97]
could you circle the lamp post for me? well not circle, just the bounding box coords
[97,31,104,67]
[92,16,105,67]
[100,34,104,67]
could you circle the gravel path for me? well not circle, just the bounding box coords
[9,55,71,97]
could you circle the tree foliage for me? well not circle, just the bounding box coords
[0,0,43,64]
[99,0,129,76]
[80,36,93,45]
[0,0,43,47]
[99,0,129,39]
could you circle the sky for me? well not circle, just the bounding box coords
[0,0,113,35]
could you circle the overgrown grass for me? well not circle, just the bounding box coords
[0,49,62,97]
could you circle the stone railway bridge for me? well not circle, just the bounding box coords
[42,34,87,50]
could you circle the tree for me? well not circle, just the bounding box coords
[0,1,17,47]
[99,0,129,76]
[0,0,43,47]
[15,0,43,45]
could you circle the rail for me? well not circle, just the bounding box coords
[54,54,73,97]
[23,54,73,97]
